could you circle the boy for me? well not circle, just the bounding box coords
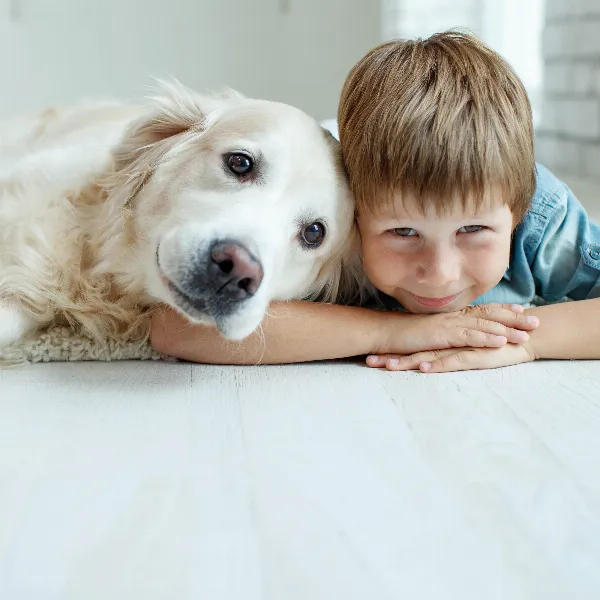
[150,32,600,373]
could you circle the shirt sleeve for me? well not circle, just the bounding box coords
[525,175,600,302]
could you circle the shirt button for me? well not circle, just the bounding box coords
[588,248,600,261]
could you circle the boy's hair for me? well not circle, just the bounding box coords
[338,31,535,222]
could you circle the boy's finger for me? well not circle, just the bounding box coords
[466,306,539,330]
[420,349,484,373]
[385,349,457,371]
[499,327,531,345]
[366,354,391,368]
[466,320,531,345]
[386,354,427,370]
[457,329,507,348]
[420,344,534,373]
[457,319,529,346]
[481,303,525,314]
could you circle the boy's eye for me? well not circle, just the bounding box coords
[393,228,418,237]
[458,225,485,234]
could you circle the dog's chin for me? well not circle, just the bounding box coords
[175,309,261,341]
[155,259,265,340]
[214,315,263,341]
[163,281,263,341]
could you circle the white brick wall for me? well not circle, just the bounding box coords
[537,0,600,181]
[544,62,600,96]
[541,98,600,139]
[545,0,600,20]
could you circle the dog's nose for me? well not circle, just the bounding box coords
[208,241,263,300]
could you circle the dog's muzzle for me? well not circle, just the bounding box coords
[164,239,264,320]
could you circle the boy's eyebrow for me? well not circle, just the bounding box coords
[372,206,505,221]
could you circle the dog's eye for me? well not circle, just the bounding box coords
[226,153,254,176]
[301,222,326,248]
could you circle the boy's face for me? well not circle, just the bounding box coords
[357,190,514,313]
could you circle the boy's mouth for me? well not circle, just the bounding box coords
[409,292,461,308]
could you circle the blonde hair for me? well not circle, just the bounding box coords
[338,31,535,222]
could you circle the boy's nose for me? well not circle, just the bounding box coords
[417,248,461,287]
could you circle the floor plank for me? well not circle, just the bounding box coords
[1,360,600,599]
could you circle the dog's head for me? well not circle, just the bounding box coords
[106,81,359,339]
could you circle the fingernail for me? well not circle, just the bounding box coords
[420,362,431,372]
[367,355,378,362]
[526,316,539,325]
[512,304,525,313]
[388,358,399,367]
[518,331,530,341]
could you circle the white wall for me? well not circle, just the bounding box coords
[536,0,600,182]
[0,0,379,120]
[480,0,545,127]
[382,0,481,40]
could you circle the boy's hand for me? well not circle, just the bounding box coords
[367,341,536,373]
[380,304,540,356]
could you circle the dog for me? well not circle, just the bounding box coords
[0,81,363,352]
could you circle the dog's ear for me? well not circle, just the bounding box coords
[104,80,243,207]
[113,80,242,170]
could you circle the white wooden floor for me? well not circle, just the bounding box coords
[1,359,600,600]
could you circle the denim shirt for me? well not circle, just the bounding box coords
[366,164,600,311]
[475,164,600,306]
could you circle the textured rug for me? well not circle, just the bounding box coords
[0,326,166,365]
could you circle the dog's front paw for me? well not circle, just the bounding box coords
[0,305,39,348]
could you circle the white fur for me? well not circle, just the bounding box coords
[0,305,38,347]
[0,81,365,350]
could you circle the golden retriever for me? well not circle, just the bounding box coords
[0,81,361,351]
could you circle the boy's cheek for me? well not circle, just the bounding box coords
[360,235,384,267]
[361,240,402,291]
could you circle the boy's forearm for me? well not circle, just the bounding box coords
[150,301,391,365]
[526,298,600,360]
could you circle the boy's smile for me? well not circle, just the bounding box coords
[357,190,514,313]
